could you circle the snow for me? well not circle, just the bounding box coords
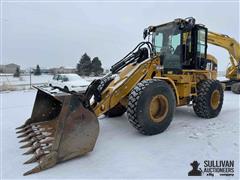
[1,90,239,179]
[217,76,229,81]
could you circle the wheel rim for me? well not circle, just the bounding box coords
[210,90,220,110]
[149,95,169,123]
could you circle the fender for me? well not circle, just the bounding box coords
[154,77,180,105]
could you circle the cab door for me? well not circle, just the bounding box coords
[193,25,208,69]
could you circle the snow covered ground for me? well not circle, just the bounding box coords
[1,90,239,179]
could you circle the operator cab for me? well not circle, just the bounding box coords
[145,18,209,74]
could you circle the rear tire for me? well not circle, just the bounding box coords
[104,103,126,117]
[127,79,176,135]
[231,82,240,94]
[193,80,223,118]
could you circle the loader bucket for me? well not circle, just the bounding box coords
[16,87,99,176]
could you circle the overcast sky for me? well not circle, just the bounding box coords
[2,1,239,71]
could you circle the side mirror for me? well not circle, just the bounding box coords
[143,28,148,39]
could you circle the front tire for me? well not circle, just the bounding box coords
[193,80,223,118]
[127,79,176,135]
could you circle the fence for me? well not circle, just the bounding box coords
[0,74,50,92]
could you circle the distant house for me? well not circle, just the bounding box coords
[49,66,76,74]
[39,68,50,74]
[0,63,20,74]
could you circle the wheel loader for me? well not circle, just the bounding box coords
[16,17,224,175]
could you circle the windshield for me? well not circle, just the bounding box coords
[152,23,181,55]
[152,23,182,72]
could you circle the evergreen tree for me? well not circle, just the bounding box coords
[77,53,92,76]
[91,57,103,76]
[13,67,20,77]
[34,65,41,75]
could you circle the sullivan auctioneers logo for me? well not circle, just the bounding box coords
[188,160,234,177]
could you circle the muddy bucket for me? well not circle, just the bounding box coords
[16,87,99,175]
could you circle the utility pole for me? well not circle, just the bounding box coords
[29,68,32,89]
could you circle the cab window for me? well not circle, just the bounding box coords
[170,33,181,50]
[154,33,163,52]
[197,29,206,58]
[153,23,182,73]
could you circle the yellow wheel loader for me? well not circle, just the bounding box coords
[16,17,224,175]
